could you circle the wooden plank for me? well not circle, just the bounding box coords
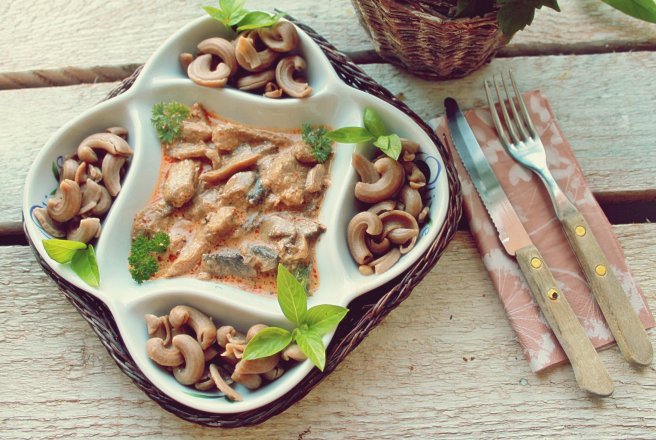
[2,51,655,232]
[0,224,654,438]
[2,0,656,78]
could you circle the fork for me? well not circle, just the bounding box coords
[484,72,653,367]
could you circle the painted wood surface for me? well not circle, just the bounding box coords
[0,225,654,438]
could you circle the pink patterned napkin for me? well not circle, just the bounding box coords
[433,91,654,372]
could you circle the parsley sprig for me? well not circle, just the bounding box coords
[151,101,190,144]
[128,232,170,284]
[243,265,348,371]
[203,0,284,32]
[324,107,403,160]
[301,124,333,164]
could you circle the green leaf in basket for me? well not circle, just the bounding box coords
[71,244,100,287]
[363,107,387,138]
[600,0,656,23]
[277,264,307,325]
[42,239,87,263]
[373,133,402,161]
[294,328,326,371]
[242,327,293,360]
[304,304,348,336]
[324,127,375,144]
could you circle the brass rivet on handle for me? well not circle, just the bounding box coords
[547,289,559,300]
[595,264,607,276]
[530,257,542,269]
[575,225,586,237]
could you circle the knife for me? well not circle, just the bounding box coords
[445,97,614,397]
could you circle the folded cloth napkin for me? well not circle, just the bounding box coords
[432,91,655,372]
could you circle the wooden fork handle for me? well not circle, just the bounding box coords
[560,209,653,366]
[516,245,614,396]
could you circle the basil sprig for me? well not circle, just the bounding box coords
[325,107,403,160]
[203,0,284,32]
[242,265,348,371]
[43,239,100,287]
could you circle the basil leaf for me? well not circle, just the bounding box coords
[373,133,402,160]
[600,0,656,22]
[220,0,245,13]
[228,8,249,26]
[236,11,283,31]
[71,244,100,287]
[51,161,60,181]
[304,305,348,335]
[42,239,86,263]
[363,107,387,138]
[295,329,326,371]
[324,127,374,144]
[242,327,293,360]
[203,6,230,25]
[277,264,307,325]
[497,3,536,36]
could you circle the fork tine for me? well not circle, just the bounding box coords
[484,79,511,148]
[510,71,538,138]
[492,75,521,144]
[500,72,529,141]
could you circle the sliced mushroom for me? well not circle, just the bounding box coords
[79,179,103,214]
[418,206,430,224]
[231,371,262,390]
[145,314,165,339]
[235,33,278,72]
[198,37,238,74]
[264,81,283,98]
[234,354,280,375]
[368,200,397,215]
[90,185,112,216]
[179,52,195,71]
[405,162,426,190]
[188,54,231,87]
[367,236,390,256]
[400,185,423,218]
[210,363,243,401]
[105,126,128,140]
[217,325,236,348]
[146,337,184,367]
[263,366,285,381]
[246,324,268,342]
[194,371,215,391]
[74,162,88,185]
[368,247,402,274]
[305,163,327,193]
[47,179,82,223]
[236,69,276,91]
[60,158,79,182]
[101,154,126,197]
[275,56,312,98]
[200,153,261,184]
[169,305,217,350]
[379,210,419,254]
[354,157,404,204]
[400,138,420,161]
[77,132,133,163]
[347,211,383,265]
[282,344,307,362]
[67,217,101,243]
[172,334,205,385]
[33,207,66,238]
[358,265,374,276]
[204,346,220,363]
[258,21,299,52]
[351,153,379,184]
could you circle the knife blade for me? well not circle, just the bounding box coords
[444,97,614,397]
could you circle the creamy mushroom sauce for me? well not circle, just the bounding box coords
[132,103,332,294]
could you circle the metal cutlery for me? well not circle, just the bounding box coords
[445,97,614,396]
[484,72,653,367]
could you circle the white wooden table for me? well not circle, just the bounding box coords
[1,1,655,438]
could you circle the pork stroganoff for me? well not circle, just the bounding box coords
[131,102,333,293]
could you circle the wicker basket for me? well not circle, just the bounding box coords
[351,0,508,79]
[25,17,462,427]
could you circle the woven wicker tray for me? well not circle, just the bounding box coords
[25,18,462,427]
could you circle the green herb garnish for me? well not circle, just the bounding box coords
[242,265,348,371]
[301,124,333,164]
[203,0,283,32]
[292,264,310,290]
[42,239,100,287]
[128,232,170,284]
[51,161,60,181]
[325,107,403,160]
[151,101,190,144]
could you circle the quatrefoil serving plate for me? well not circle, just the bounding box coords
[22,15,450,414]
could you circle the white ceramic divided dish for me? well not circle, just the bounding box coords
[23,16,450,413]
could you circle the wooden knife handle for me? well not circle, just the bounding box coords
[516,245,614,396]
[560,209,653,366]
